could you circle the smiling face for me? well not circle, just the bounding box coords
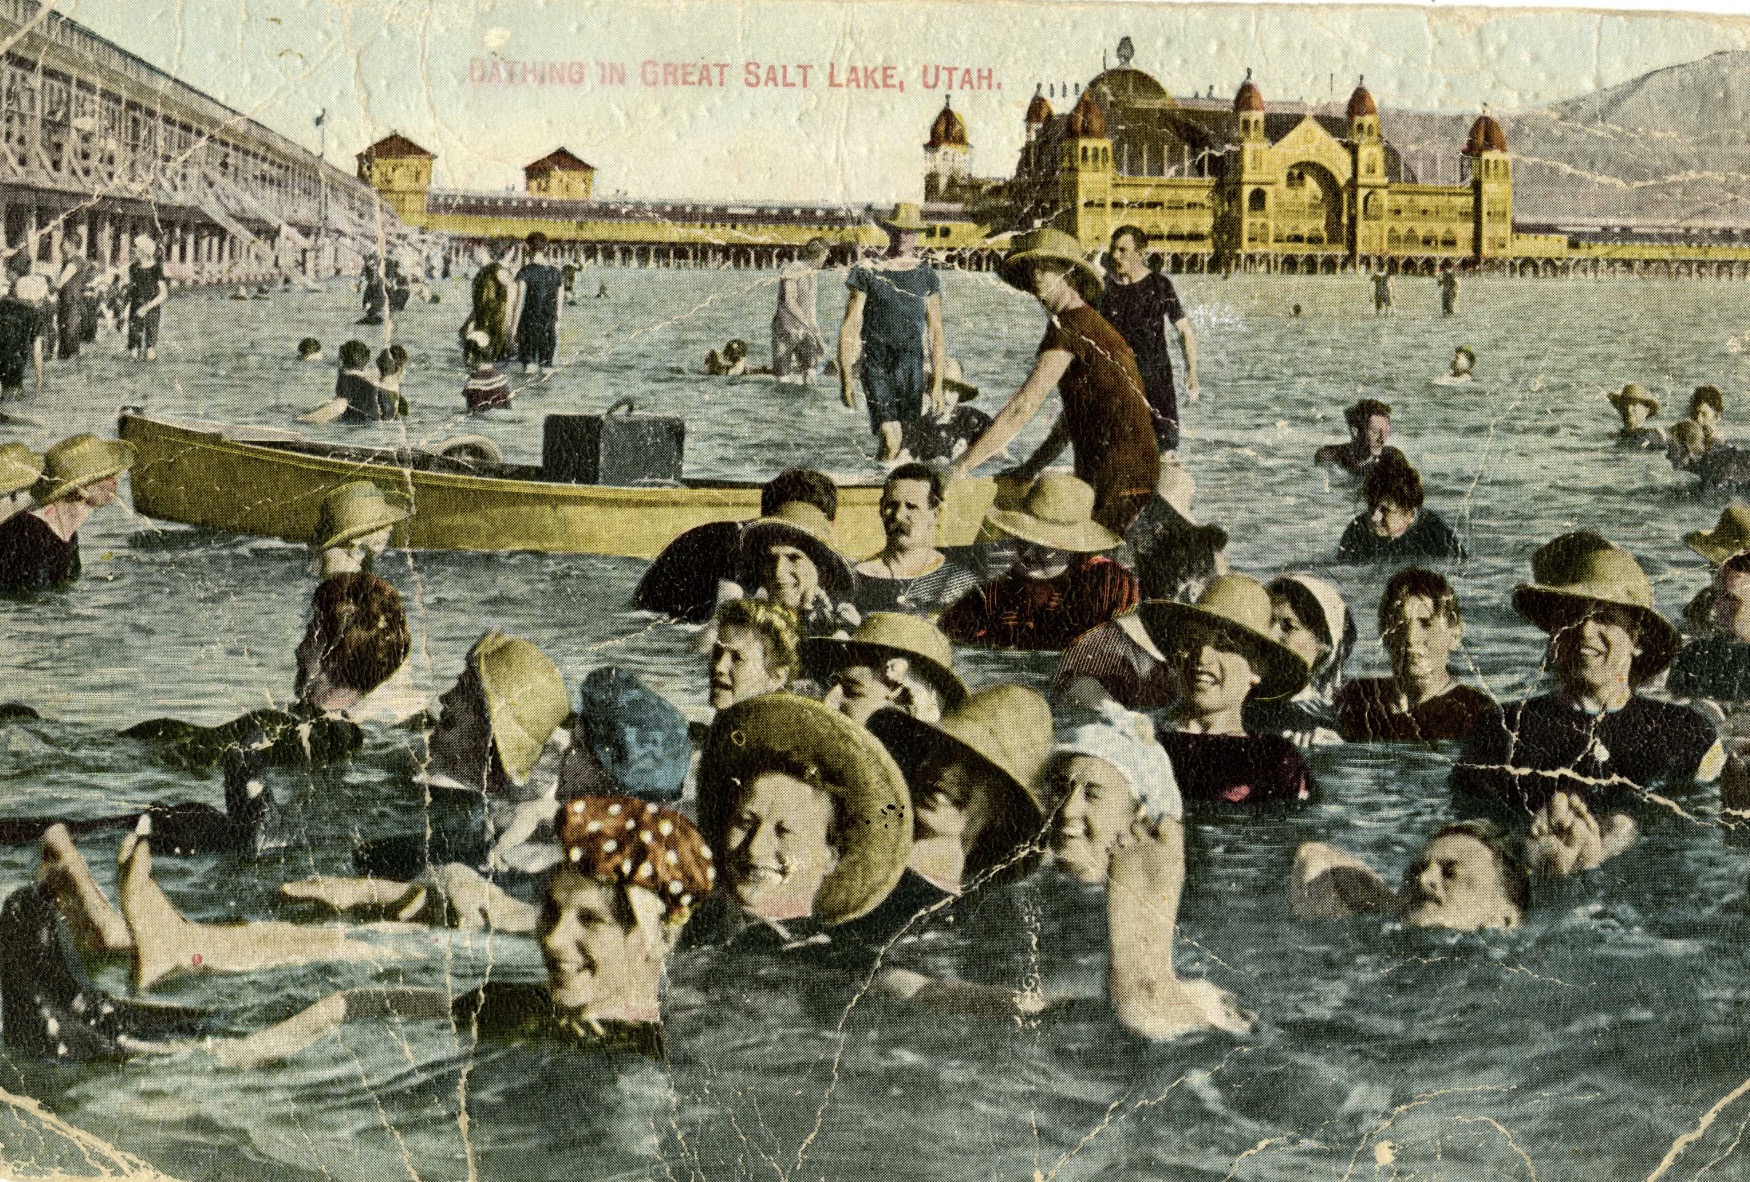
[1047,754,1136,885]
[1716,569,1750,644]
[1621,401,1651,430]
[1551,604,1641,698]
[760,543,821,612]
[1384,593,1463,692]
[1172,627,1259,729]
[880,479,938,554]
[709,623,789,711]
[722,770,840,920]
[539,870,659,1011]
[426,666,496,785]
[1401,833,1520,931]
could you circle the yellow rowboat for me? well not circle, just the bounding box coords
[118,410,1000,560]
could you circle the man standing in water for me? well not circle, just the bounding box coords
[126,236,167,361]
[1438,266,1459,316]
[1371,265,1394,316]
[1100,226,1199,459]
[513,232,563,374]
[839,205,945,462]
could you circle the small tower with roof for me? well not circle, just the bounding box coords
[1231,71,1270,254]
[1062,89,1113,244]
[1024,84,1052,143]
[1463,112,1511,257]
[924,96,970,201]
[1346,78,1386,258]
[355,132,434,221]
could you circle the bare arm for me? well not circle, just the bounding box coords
[300,398,349,424]
[214,987,452,1068]
[925,293,946,415]
[1010,415,1071,481]
[1174,316,1198,403]
[1290,841,1398,920]
[873,967,1061,1019]
[947,348,1074,479]
[838,290,865,408]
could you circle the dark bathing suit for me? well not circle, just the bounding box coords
[0,512,80,593]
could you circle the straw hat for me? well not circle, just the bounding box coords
[997,227,1103,303]
[876,202,931,234]
[802,612,968,708]
[1608,382,1660,417]
[1685,504,1750,567]
[740,500,855,603]
[33,434,135,505]
[699,693,912,926]
[312,481,413,552]
[984,472,1120,553]
[866,684,1052,872]
[470,630,570,786]
[0,444,43,497]
[1137,574,1311,702]
[1512,536,1679,682]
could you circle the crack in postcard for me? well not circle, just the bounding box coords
[3,0,1750,1179]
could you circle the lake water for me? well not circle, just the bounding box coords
[2,266,1748,1181]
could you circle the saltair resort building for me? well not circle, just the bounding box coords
[357,42,1750,279]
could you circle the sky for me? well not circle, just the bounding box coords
[47,0,1750,203]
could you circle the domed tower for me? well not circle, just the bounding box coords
[1229,71,1270,257]
[1346,78,1386,259]
[1062,89,1113,244]
[1234,69,1265,143]
[1463,113,1511,258]
[924,96,970,201]
[1025,84,1052,143]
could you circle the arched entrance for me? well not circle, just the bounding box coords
[1276,161,1343,250]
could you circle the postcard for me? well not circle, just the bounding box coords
[2,1,1749,1179]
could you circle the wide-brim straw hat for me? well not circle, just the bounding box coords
[1685,504,1750,566]
[984,472,1120,553]
[802,612,968,708]
[699,693,912,926]
[1512,537,1679,682]
[1137,574,1311,702]
[312,480,414,551]
[0,443,43,497]
[866,684,1051,878]
[33,434,135,505]
[471,630,570,786]
[1608,382,1660,416]
[997,227,1103,304]
[740,500,855,603]
[877,202,931,234]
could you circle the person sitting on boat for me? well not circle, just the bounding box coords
[945,228,1159,536]
[297,337,323,362]
[301,339,381,424]
[938,473,1139,652]
[1336,567,1499,744]
[635,468,838,623]
[802,612,967,727]
[1451,534,1722,827]
[1052,515,1230,712]
[1314,398,1405,478]
[868,684,1049,899]
[1336,453,1464,565]
[0,443,41,527]
[708,598,801,717]
[461,329,511,413]
[120,570,417,775]
[684,694,921,962]
[311,480,412,579]
[738,499,859,637]
[1242,573,1354,749]
[1136,575,1315,810]
[0,434,134,595]
[897,361,991,465]
[353,630,572,881]
[1608,383,1664,449]
[852,462,980,618]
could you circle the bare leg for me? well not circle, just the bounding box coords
[284,866,538,932]
[120,826,392,994]
[878,420,903,462]
[36,823,132,952]
[282,876,431,920]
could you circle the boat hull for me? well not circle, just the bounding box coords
[118,412,1000,559]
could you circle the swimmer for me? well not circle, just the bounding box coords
[297,337,323,362]
[708,598,800,714]
[705,338,751,376]
[803,612,965,727]
[1607,382,1664,449]
[0,434,134,595]
[1314,398,1405,477]
[1446,345,1475,381]
[1336,454,1465,564]
[1291,821,1529,930]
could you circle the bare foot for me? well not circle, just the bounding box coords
[37,823,132,952]
[118,829,195,993]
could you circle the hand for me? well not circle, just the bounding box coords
[1184,376,1200,404]
[929,381,947,418]
[840,384,855,409]
[1527,791,1633,876]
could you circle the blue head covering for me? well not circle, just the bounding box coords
[574,668,691,803]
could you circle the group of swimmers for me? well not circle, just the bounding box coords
[4,221,1750,1078]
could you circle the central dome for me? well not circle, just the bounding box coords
[927,97,968,149]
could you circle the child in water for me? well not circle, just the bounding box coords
[462,330,512,412]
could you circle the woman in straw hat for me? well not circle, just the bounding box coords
[1137,574,1314,808]
[803,611,967,726]
[938,472,1139,651]
[0,433,133,594]
[875,703,1251,1039]
[1608,382,1665,450]
[945,226,1158,536]
[311,479,412,578]
[838,204,945,461]
[1676,504,1750,636]
[686,693,918,959]
[1453,533,1722,823]
[738,499,859,637]
[0,442,41,525]
[868,683,1051,898]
